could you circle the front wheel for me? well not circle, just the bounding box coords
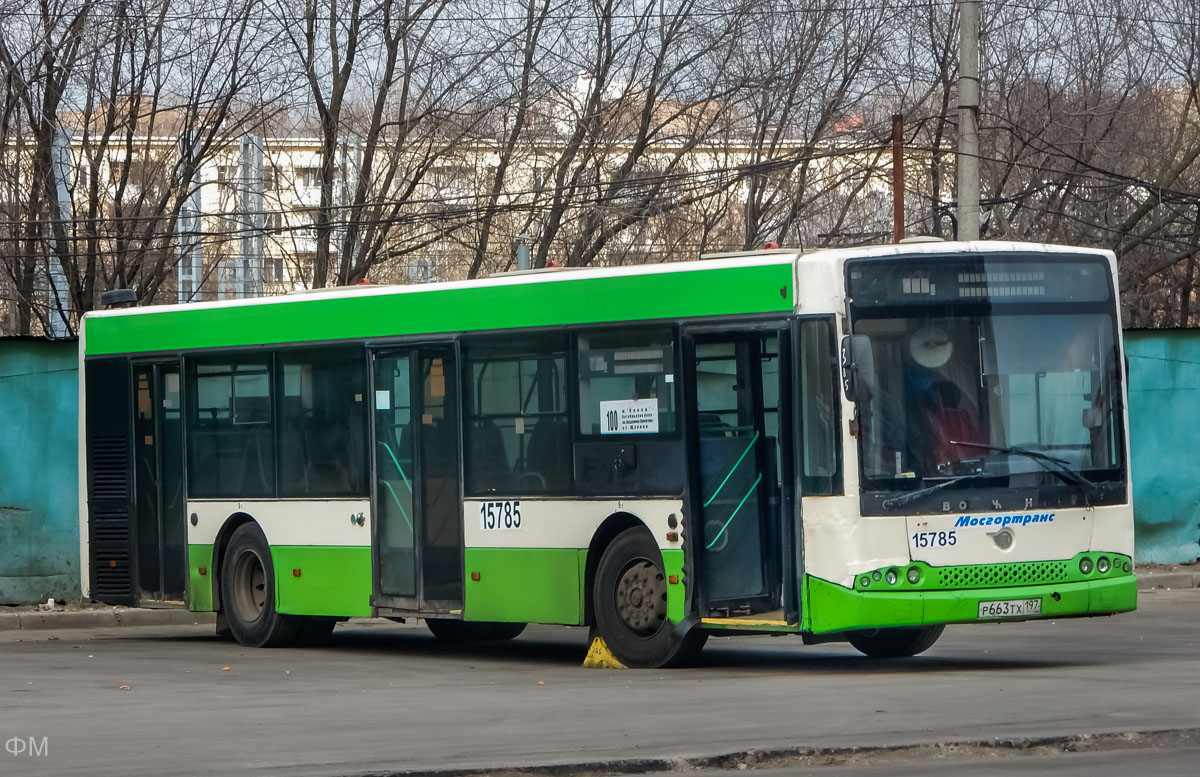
[846,625,944,658]
[593,527,707,668]
[220,523,302,648]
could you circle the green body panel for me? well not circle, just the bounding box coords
[271,546,373,617]
[662,548,685,624]
[852,553,1133,593]
[186,544,214,611]
[798,569,812,631]
[463,547,586,625]
[85,263,794,356]
[805,573,1137,634]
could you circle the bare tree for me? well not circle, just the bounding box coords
[728,0,892,250]
[0,0,284,334]
[282,0,519,287]
[0,0,92,334]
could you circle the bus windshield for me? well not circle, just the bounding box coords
[846,254,1126,509]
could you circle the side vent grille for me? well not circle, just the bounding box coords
[92,513,133,598]
[90,435,130,500]
[88,432,134,603]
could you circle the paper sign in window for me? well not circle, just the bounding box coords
[599,398,659,434]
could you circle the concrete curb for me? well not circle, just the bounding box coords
[1138,570,1200,590]
[0,608,215,632]
[338,727,1200,777]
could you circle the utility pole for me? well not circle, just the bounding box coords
[335,137,361,283]
[957,0,981,241]
[891,114,905,243]
[47,126,73,337]
[242,135,264,297]
[177,131,202,303]
[516,234,532,270]
[239,135,263,298]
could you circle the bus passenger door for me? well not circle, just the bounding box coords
[371,346,464,611]
[131,362,187,603]
[685,330,791,618]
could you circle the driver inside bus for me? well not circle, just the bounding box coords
[919,380,986,473]
[905,323,987,475]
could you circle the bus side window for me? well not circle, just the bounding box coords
[798,317,841,495]
[463,334,570,495]
[276,347,368,498]
[575,328,677,436]
[187,358,275,498]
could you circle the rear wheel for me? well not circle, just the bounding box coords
[846,625,944,658]
[295,616,338,646]
[426,619,526,641]
[220,523,301,648]
[593,527,707,668]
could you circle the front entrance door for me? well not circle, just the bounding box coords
[687,331,787,616]
[131,362,186,603]
[371,346,464,610]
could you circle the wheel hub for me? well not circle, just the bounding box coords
[615,560,667,637]
[231,549,267,624]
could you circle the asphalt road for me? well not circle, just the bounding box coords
[1,588,1197,777]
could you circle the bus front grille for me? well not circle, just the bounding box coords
[933,561,1071,589]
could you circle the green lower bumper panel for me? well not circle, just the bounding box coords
[805,570,1137,634]
[187,544,215,612]
[186,543,373,617]
[272,546,373,617]
[463,547,587,625]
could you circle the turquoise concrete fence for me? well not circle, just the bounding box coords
[0,338,80,604]
[0,329,1195,606]
[1126,329,1200,563]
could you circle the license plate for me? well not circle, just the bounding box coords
[978,598,1042,619]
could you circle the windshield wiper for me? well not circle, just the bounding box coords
[949,440,1104,503]
[882,472,983,510]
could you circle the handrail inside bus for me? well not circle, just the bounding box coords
[378,441,413,492]
[379,479,413,531]
[702,431,760,508]
[705,473,762,550]
[378,441,415,531]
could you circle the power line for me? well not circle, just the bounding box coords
[0,135,900,235]
[0,1,957,27]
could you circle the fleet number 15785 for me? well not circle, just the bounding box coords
[479,500,521,530]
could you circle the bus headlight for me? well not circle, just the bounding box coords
[885,569,898,585]
[1097,557,1110,574]
[906,567,921,584]
[1079,557,1094,574]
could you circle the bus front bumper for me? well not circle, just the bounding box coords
[804,570,1137,634]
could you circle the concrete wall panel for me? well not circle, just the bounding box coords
[0,339,80,603]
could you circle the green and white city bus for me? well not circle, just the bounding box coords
[78,240,1135,667]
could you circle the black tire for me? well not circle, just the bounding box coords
[220,523,302,648]
[214,610,234,641]
[294,616,338,646]
[489,622,527,640]
[426,619,526,641]
[593,527,707,668]
[846,624,944,658]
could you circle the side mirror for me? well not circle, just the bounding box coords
[841,334,876,402]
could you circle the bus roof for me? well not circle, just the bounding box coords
[82,241,1112,357]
